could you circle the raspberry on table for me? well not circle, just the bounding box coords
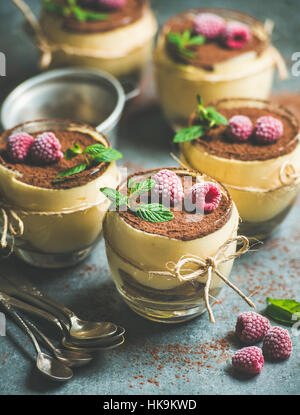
[223,21,252,49]
[190,181,222,212]
[232,346,264,375]
[194,13,226,39]
[30,132,63,165]
[235,311,271,344]
[7,132,34,162]
[262,326,292,360]
[254,116,283,144]
[97,0,126,9]
[151,169,184,206]
[228,115,253,142]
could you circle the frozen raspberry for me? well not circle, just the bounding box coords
[7,132,34,162]
[228,115,253,142]
[262,326,292,360]
[194,13,226,39]
[254,116,283,144]
[97,0,126,9]
[232,346,264,375]
[30,132,63,165]
[190,181,222,212]
[223,21,252,49]
[152,169,184,206]
[235,311,271,344]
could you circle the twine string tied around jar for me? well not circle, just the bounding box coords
[150,235,255,323]
[0,206,24,249]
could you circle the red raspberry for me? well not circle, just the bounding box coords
[7,132,34,162]
[223,21,252,49]
[235,311,271,344]
[254,116,283,144]
[232,346,264,375]
[152,169,184,206]
[190,181,222,212]
[228,115,253,142]
[194,13,226,39]
[97,0,126,9]
[30,132,63,165]
[262,326,292,360]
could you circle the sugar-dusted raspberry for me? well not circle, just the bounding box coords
[190,181,222,212]
[7,132,34,162]
[254,116,283,144]
[151,169,184,206]
[30,132,63,165]
[262,326,292,360]
[232,346,264,375]
[228,115,253,142]
[194,13,226,39]
[97,0,126,9]
[235,311,271,344]
[223,21,252,49]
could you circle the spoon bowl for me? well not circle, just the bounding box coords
[37,352,73,381]
[69,318,118,340]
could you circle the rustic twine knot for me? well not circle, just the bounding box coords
[279,161,300,186]
[0,206,24,250]
[151,236,255,323]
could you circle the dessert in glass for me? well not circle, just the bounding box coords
[154,8,285,129]
[101,167,251,323]
[177,98,300,240]
[0,119,120,268]
[39,0,158,83]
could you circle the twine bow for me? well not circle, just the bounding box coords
[0,206,24,250]
[150,236,255,323]
[279,161,300,186]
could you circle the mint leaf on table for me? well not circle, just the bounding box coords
[54,163,87,181]
[173,125,206,143]
[265,297,300,326]
[100,188,128,208]
[135,203,174,223]
[128,179,156,197]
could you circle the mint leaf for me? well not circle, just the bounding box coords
[135,203,174,223]
[83,143,106,155]
[55,163,87,181]
[100,188,128,208]
[206,107,228,126]
[42,1,70,15]
[43,0,107,21]
[188,35,205,45]
[128,179,155,196]
[64,142,83,160]
[265,297,300,326]
[173,125,206,143]
[91,148,123,163]
[166,32,182,46]
[72,6,107,21]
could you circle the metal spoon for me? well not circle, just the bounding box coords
[26,319,93,368]
[67,326,126,347]
[0,274,118,340]
[0,293,73,382]
[62,336,125,353]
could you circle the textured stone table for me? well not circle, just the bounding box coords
[0,0,299,395]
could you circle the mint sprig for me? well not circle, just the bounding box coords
[265,297,300,326]
[42,0,108,22]
[167,29,205,59]
[100,178,174,223]
[54,142,122,182]
[173,95,228,143]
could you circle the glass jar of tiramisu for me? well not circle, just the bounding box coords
[178,98,300,240]
[0,119,120,268]
[37,0,158,85]
[154,8,286,130]
[101,167,249,323]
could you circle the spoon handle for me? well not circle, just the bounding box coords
[0,292,41,355]
[0,291,66,335]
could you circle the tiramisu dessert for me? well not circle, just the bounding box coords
[102,167,244,323]
[176,97,300,240]
[0,119,121,268]
[154,8,284,129]
[39,0,157,82]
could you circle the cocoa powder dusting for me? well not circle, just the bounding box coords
[119,170,233,241]
[191,107,298,161]
[164,12,266,70]
[0,129,108,190]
